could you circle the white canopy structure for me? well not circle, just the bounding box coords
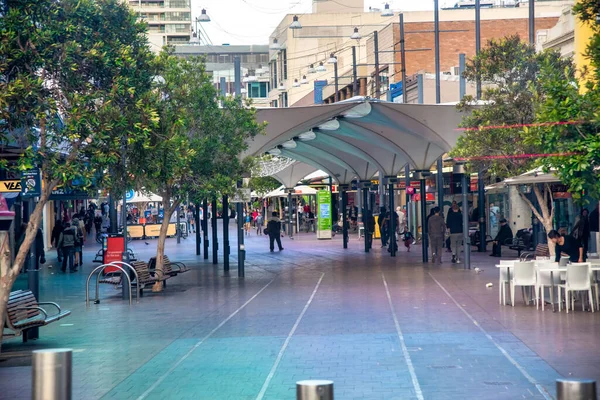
[264,185,318,198]
[245,98,467,184]
[504,167,560,185]
[270,161,319,188]
[126,192,162,203]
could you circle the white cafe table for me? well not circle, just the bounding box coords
[536,263,600,312]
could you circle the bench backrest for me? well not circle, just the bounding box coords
[131,261,155,283]
[148,256,173,275]
[535,244,550,257]
[7,290,39,325]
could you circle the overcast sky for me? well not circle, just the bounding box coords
[193,0,456,46]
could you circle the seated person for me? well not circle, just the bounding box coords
[490,218,513,257]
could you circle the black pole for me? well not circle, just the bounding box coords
[26,197,39,340]
[334,60,339,103]
[341,186,348,249]
[475,0,482,100]
[176,205,181,244]
[400,13,407,104]
[405,164,410,230]
[461,169,471,269]
[223,195,229,272]
[352,46,358,95]
[211,198,218,264]
[287,191,293,237]
[459,53,466,99]
[374,30,380,99]
[437,158,444,215]
[195,203,201,256]
[388,180,396,257]
[478,170,486,252]
[236,185,245,278]
[434,0,441,104]
[529,0,535,45]
[109,195,117,233]
[203,199,209,259]
[234,56,241,97]
[420,177,428,263]
[362,186,369,253]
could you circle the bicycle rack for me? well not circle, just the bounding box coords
[86,263,137,306]
[103,261,140,302]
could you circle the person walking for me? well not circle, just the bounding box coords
[428,207,446,264]
[72,217,85,267]
[256,213,264,235]
[267,212,283,252]
[572,209,590,261]
[490,218,513,257]
[57,222,77,272]
[446,201,463,264]
[378,209,389,248]
[51,219,64,262]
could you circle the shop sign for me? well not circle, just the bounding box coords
[21,169,41,197]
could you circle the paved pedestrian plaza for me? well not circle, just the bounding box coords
[1,227,599,399]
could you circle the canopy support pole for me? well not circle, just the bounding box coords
[212,198,218,265]
[223,195,229,272]
[341,185,349,249]
[388,178,397,257]
[203,199,209,260]
[418,173,429,263]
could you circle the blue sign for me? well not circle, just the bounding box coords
[144,210,151,219]
[314,80,328,104]
[158,209,164,219]
[125,190,135,202]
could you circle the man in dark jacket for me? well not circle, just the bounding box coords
[446,201,463,264]
[51,219,64,262]
[428,207,446,264]
[267,212,283,252]
[57,222,77,272]
[491,218,513,257]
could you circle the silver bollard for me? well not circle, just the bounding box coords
[32,348,73,400]
[557,379,597,400]
[297,380,334,400]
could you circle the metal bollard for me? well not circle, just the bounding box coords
[32,349,73,400]
[557,379,597,400]
[297,380,334,400]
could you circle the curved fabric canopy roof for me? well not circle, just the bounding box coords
[246,98,468,184]
[270,161,319,188]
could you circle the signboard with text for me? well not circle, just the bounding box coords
[316,190,332,239]
[21,169,41,197]
[103,236,124,273]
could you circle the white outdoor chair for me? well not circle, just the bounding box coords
[498,260,517,305]
[511,261,537,307]
[535,261,560,311]
[558,263,594,313]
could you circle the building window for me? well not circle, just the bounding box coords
[164,12,190,21]
[282,49,287,80]
[248,82,269,98]
[165,0,190,7]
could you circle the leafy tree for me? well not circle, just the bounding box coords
[0,0,155,347]
[135,51,263,291]
[531,2,600,203]
[451,35,571,241]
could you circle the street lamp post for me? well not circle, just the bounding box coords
[434,0,441,104]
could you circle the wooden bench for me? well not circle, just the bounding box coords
[148,256,189,278]
[131,260,170,296]
[506,238,527,257]
[4,290,71,342]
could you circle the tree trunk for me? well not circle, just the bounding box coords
[0,179,56,352]
[152,195,180,292]
[519,183,555,256]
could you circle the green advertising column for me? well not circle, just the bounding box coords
[317,190,332,240]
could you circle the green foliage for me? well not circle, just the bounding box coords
[248,176,281,196]
[450,35,570,179]
[531,3,600,202]
[0,0,155,194]
[134,51,265,206]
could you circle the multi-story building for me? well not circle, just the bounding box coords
[268,0,571,106]
[174,45,271,107]
[128,0,191,51]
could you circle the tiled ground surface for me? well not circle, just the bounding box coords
[1,224,599,400]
